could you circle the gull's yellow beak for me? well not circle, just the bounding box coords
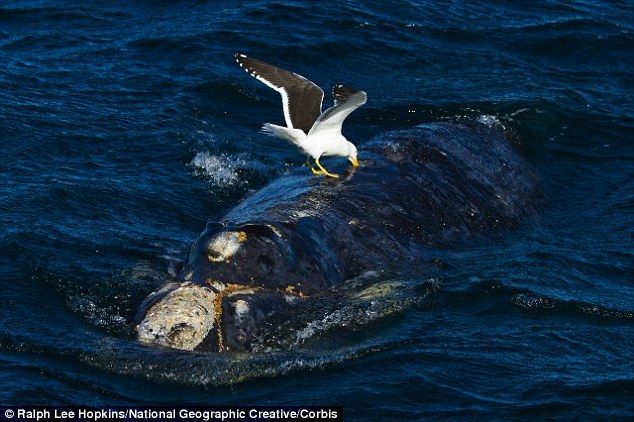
[350,157,360,167]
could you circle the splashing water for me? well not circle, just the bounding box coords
[190,152,266,187]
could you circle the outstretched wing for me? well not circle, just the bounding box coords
[332,83,360,106]
[308,84,367,137]
[235,53,324,134]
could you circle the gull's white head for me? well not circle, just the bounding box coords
[347,142,359,167]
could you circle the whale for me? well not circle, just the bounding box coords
[135,120,539,352]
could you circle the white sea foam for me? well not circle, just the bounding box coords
[476,114,503,127]
[190,152,265,187]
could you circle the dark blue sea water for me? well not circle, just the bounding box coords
[1,0,632,419]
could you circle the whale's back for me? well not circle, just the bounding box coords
[224,121,540,250]
[138,121,541,352]
[188,121,541,293]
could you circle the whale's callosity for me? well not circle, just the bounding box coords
[135,121,540,352]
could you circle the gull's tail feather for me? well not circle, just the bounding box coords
[261,123,306,147]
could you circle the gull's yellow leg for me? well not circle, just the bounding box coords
[306,157,324,175]
[315,157,339,179]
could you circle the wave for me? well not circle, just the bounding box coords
[0,267,431,386]
[447,280,633,323]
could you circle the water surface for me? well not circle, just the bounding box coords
[0,0,632,419]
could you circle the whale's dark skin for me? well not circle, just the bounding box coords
[135,121,539,352]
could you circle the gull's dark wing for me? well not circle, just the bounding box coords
[235,53,324,134]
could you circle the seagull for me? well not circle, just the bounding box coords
[235,53,367,178]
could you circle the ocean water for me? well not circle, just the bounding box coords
[0,0,632,419]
